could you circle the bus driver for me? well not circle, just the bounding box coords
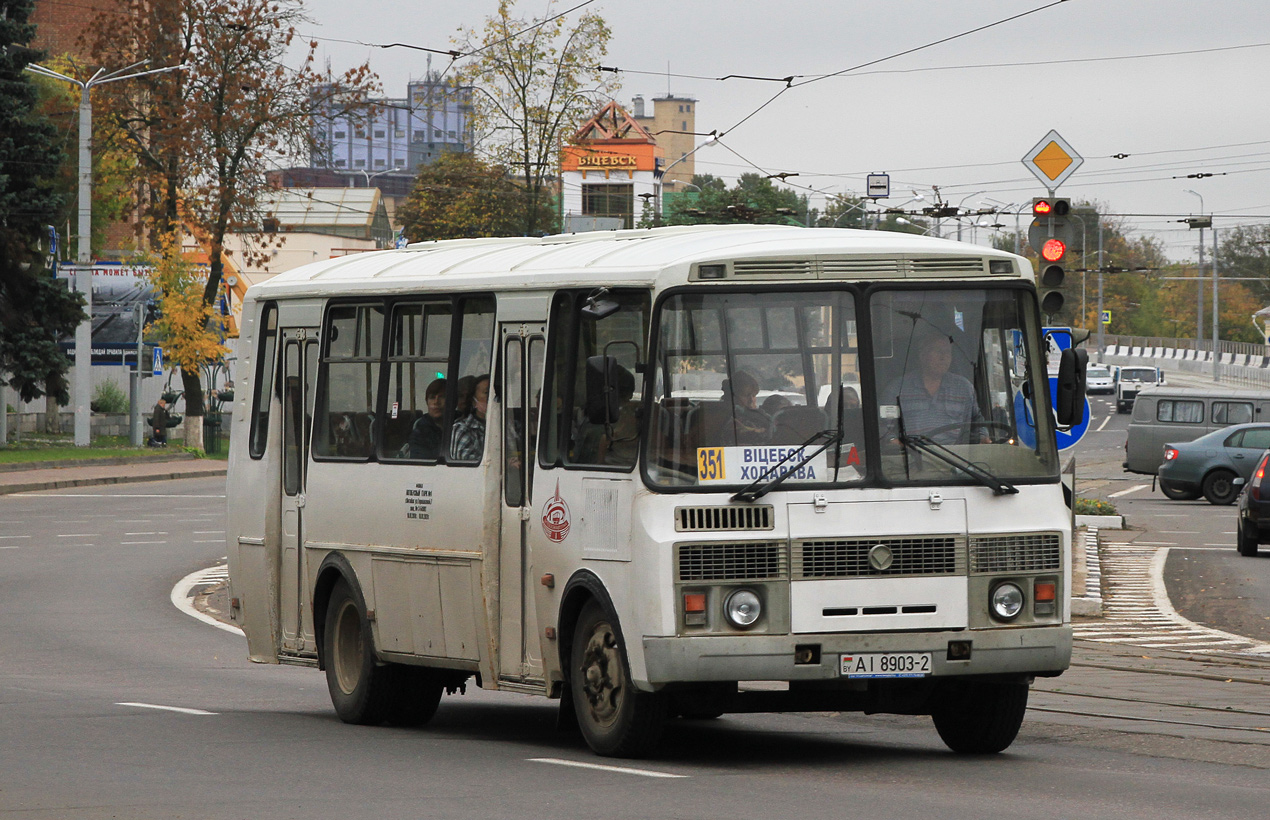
[886,329,989,446]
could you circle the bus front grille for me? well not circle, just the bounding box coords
[969,533,1062,573]
[675,504,774,532]
[676,542,787,581]
[793,536,966,579]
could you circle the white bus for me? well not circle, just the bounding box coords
[226,225,1085,757]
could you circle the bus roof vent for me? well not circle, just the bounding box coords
[908,256,988,277]
[820,257,905,277]
[675,504,774,532]
[732,259,814,277]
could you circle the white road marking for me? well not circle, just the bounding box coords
[1096,415,1111,431]
[57,533,98,538]
[193,531,225,535]
[0,535,31,540]
[171,565,244,636]
[116,702,217,716]
[122,540,168,545]
[528,758,687,779]
[125,531,168,536]
[1108,484,1149,498]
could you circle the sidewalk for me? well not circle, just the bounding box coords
[0,454,226,495]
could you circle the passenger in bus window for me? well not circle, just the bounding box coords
[450,374,490,461]
[454,374,476,419]
[406,378,447,459]
[722,371,771,443]
[884,329,988,445]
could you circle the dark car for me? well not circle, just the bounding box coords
[1235,450,1269,556]
[1157,423,1270,504]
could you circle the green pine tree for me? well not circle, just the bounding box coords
[0,0,85,404]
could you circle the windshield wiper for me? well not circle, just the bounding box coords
[731,429,842,503]
[898,434,1018,496]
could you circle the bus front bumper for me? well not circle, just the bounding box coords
[641,625,1071,685]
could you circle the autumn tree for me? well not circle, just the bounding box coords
[141,234,228,394]
[0,0,86,410]
[398,152,544,241]
[86,0,374,449]
[456,0,618,236]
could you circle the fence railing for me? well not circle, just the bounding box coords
[1098,335,1270,389]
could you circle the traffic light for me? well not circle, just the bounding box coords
[1028,197,1073,316]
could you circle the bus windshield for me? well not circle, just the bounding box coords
[644,286,1058,490]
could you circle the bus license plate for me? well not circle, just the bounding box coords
[840,652,931,678]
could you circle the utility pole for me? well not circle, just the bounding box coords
[1212,225,1220,382]
[1096,221,1105,363]
[25,60,186,446]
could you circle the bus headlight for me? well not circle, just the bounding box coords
[990,582,1024,622]
[724,589,762,628]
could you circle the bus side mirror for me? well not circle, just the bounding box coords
[1055,347,1088,426]
[585,355,635,424]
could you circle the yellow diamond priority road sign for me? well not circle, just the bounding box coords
[1022,130,1083,190]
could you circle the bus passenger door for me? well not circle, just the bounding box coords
[498,324,546,681]
[279,329,318,657]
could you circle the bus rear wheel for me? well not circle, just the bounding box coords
[570,600,666,757]
[931,680,1029,754]
[324,577,397,725]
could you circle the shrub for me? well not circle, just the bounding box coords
[90,381,129,414]
[1074,497,1117,516]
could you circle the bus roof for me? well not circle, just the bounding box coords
[247,224,1032,300]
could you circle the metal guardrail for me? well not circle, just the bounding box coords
[1098,335,1270,389]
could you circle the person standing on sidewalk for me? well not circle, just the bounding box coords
[149,397,170,447]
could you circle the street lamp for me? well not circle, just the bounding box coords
[655,134,718,220]
[954,191,985,241]
[1185,188,1206,342]
[25,59,186,446]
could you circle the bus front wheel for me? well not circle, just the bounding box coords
[931,679,1029,754]
[570,600,666,757]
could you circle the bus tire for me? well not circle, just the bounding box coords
[931,679,1028,754]
[570,600,666,757]
[324,576,395,725]
[385,666,444,727]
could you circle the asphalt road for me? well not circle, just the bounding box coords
[1067,373,1270,643]
[1,476,1267,819]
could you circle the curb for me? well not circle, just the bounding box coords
[0,466,227,495]
[1071,525,1104,617]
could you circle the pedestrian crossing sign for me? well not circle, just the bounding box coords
[1101,310,1112,325]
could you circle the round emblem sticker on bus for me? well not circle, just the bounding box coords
[541,480,571,543]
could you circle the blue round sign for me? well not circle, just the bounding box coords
[1014,379,1091,451]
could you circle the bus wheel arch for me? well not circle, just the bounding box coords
[557,571,666,757]
[312,553,358,672]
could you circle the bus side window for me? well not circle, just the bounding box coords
[547,289,649,469]
[248,302,278,459]
[313,303,384,460]
[446,296,496,465]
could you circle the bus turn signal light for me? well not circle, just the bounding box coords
[684,593,707,613]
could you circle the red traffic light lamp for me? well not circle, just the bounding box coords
[1032,197,1070,217]
[1041,238,1066,262]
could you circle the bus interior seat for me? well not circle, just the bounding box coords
[771,406,827,444]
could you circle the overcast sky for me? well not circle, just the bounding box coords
[296,0,1270,261]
